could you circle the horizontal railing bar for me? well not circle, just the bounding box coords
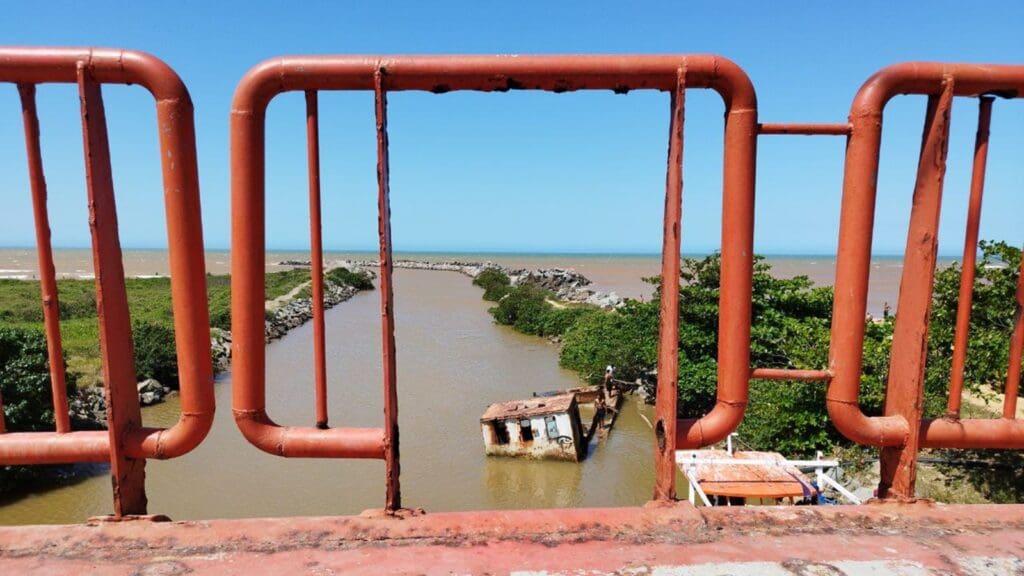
[757,123,851,136]
[750,368,832,382]
[234,55,757,106]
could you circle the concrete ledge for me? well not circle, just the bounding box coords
[2,503,1023,574]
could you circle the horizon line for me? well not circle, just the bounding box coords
[0,244,965,259]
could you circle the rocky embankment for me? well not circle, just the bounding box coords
[69,378,171,426]
[72,271,367,427]
[209,280,361,372]
[338,259,624,309]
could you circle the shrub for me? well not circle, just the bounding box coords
[0,326,71,432]
[925,240,1021,414]
[559,300,659,383]
[325,267,374,291]
[132,321,178,388]
[473,268,512,301]
[0,327,78,494]
[490,284,550,334]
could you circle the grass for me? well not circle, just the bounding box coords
[0,268,369,387]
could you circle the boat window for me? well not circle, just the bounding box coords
[519,420,534,442]
[493,422,510,445]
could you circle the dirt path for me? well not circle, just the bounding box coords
[265,280,311,311]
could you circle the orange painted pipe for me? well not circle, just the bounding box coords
[832,62,1024,456]
[757,122,850,136]
[231,55,758,508]
[0,48,214,472]
[18,82,71,434]
[946,97,994,418]
[305,90,329,430]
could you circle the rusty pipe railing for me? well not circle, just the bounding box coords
[0,47,214,515]
[229,54,759,507]
[831,62,1024,499]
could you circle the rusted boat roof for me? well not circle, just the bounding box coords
[480,393,575,422]
[677,449,817,499]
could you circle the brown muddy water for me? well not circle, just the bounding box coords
[0,268,666,525]
[0,249,916,525]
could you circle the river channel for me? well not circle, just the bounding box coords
[0,269,661,525]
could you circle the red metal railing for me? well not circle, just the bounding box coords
[0,47,214,516]
[227,54,763,510]
[3,49,1023,520]
[829,62,1024,500]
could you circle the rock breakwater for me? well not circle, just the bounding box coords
[335,259,624,309]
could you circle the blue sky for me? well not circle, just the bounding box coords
[0,1,1021,255]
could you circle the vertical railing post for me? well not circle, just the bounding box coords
[375,68,401,512]
[1004,254,1024,419]
[77,64,147,516]
[947,97,994,418]
[878,78,954,500]
[306,90,329,430]
[18,83,71,434]
[653,68,685,502]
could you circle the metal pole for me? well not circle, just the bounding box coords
[653,68,685,502]
[947,97,994,418]
[879,78,954,501]
[18,83,70,434]
[376,69,401,513]
[306,90,329,430]
[77,64,147,516]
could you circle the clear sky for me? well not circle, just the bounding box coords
[0,1,1021,255]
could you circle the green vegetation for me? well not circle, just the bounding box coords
[472,268,514,302]
[131,321,179,386]
[0,327,75,493]
[326,267,374,291]
[0,327,72,432]
[264,268,314,301]
[0,267,373,389]
[0,265,374,496]
[489,283,600,337]
[477,244,1023,502]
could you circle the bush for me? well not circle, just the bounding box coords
[0,326,71,432]
[0,327,78,494]
[473,268,512,301]
[490,284,550,334]
[132,321,178,387]
[325,267,374,291]
[925,240,1021,414]
[560,300,659,383]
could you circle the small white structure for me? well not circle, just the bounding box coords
[480,393,586,461]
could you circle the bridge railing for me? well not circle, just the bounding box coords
[0,47,214,516]
[228,54,859,507]
[828,63,1024,500]
[2,49,1022,519]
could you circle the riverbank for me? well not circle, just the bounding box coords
[1,267,658,524]
[0,266,374,433]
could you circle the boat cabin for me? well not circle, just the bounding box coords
[480,393,586,461]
